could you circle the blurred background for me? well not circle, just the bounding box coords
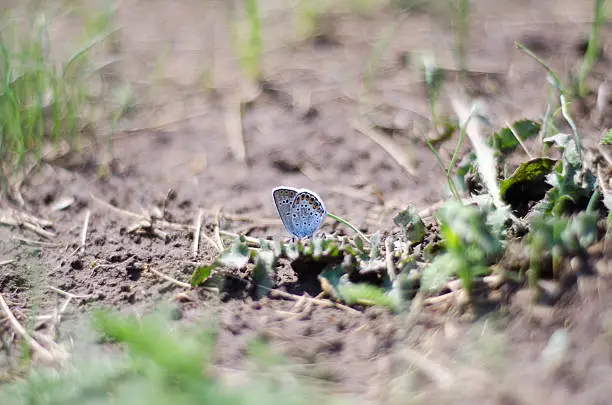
[2,0,608,228]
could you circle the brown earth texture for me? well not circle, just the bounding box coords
[2,0,612,404]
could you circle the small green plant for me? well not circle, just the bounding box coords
[0,310,337,405]
[452,0,471,78]
[577,0,606,97]
[191,227,406,311]
[420,200,504,294]
[343,0,382,14]
[422,55,445,129]
[526,212,598,289]
[364,17,404,89]
[601,129,612,145]
[229,0,263,82]
[293,0,325,41]
[531,134,596,216]
[516,41,584,161]
[418,102,479,201]
[0,6,112,186]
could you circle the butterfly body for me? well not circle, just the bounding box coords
[272,186,327,238]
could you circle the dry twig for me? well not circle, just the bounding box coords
[269,288,361,315]
[0,292,59,363]
[11,236,61,248]
[224,99,246,162]
[505,120,533,159]
[385,236,397,282]
[0,208,55,238]
[213,205,224,251]
[47,286,92,300]
[145,264,191,289]
[192,209,204,259]
[80,210,91,252]
[145,264,219,293]
[91,194,192,232]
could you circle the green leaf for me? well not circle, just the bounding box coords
[312,237,325,258]
[528,212,597,263]
[423,240,444,261]
[551,194,577,216]
[601,129,612,145]
[562,212,598,252]
[354,235,365,252]
[500,158,556,212]
[272,238,283,256]
[190,263,217,286]
[534,149,596,217]
[318,265,346,300]
[337,283,400,311]
[420,253,461,291]
[92,311,214,381]
[437,201,503,259]
[490,119,541,155]
[319,264,399,310]
[543,134,580,167]
[427,201,502,293]
[369,231,382,259]
[218,237,250,269]
[455,152,477,193]
[253,251,275,299]
[393,205,425,243]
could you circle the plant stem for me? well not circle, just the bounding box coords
[560,93,583,163]
[417,127,447,174]
[243,0,262,81]
[454,0,470,79]
[515,41,563,92]
[578,0,605,97]
[364,16,404,89]
[327,212,371,244]
[447,106,476,201]
[587,188,600,213]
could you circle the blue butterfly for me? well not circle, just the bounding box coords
[272,186,327,238]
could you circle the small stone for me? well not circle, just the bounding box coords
[570,256,584,273]
[595,259,611,276]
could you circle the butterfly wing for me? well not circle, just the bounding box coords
[272,187,299,237]
[291,190,327,238]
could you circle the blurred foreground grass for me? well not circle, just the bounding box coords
[0,309,341,405]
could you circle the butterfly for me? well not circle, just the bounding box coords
[272,186,327,238]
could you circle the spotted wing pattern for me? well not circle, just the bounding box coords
[272,187,299,237]
[290,190,327,238]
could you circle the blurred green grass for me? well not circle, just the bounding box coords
[0,309,344,405]
[0,3,114,187]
